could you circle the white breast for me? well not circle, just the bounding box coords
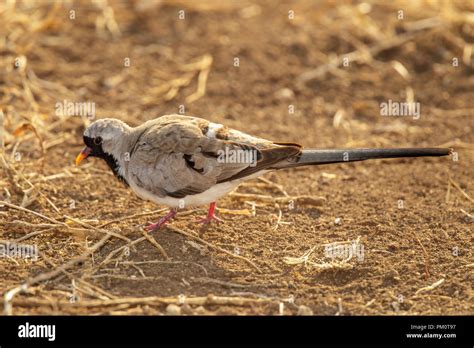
[127,170,268,209]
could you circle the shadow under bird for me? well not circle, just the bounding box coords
[75,114,452,230]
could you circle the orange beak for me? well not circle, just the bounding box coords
[75,146,92,166]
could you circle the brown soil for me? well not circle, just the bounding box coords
[0,0,472,315]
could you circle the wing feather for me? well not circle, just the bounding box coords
[128,116,301,198]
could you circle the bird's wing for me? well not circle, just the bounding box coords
[128,116,301,198]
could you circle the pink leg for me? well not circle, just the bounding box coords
[197,202,224,225]
[145,208,177,231]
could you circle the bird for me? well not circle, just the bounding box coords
[75,114,452,230]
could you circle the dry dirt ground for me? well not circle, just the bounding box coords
[0,0,472,315]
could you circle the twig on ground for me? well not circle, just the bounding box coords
[460,209,474,219]
[412,231,430,279]
[120,260,209,277]
[216,207,252,215]
[258,177,290,197]
[98,208,168,228]
[12,294,277,308]
[64,215,131,242]
[298,17,442,82]
[283,246,317,265]
[415,278,445,295]
[185,54,213,103]
[191,277,252,288]
[449,178,473,203]
[166,225,262,273]
[141,231,169,260]
[0,200,62,225]
[229,192,326,206]
[4,233,112,315]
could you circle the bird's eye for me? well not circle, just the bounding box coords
[93,137,102,145]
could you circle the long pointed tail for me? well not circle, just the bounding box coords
[272,148,452,168]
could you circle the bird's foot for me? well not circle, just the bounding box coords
[145,219,169,231]
[196,202,224,225]
[197,214,224,225]
[145,209,177,231]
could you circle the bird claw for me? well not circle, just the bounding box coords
[196,214,224,225]
[144,218,168,231]
[196,202,223,225]
[145,209,177,231]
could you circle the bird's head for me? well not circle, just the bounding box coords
[75,118,130,165]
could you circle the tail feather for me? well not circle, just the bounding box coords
[272,148,452,168]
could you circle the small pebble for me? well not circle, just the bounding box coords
[297,305,313,316]
[334,217,342,225]
[274,88,295,100]
[181,303,193,315]
[385,269,400,282]
[195,306,207,315]
[166,304,181,315]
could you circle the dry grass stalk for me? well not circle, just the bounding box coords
[4,233,112,315]
[141,231,170,260]
[284,237,362,271]
[299,17,442,82]
[229,192,326,206]
[449,178,473,203]
[415,278,445,295]
[412,231,431,279]
[166,225,262,273]
[12,293,278,310]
